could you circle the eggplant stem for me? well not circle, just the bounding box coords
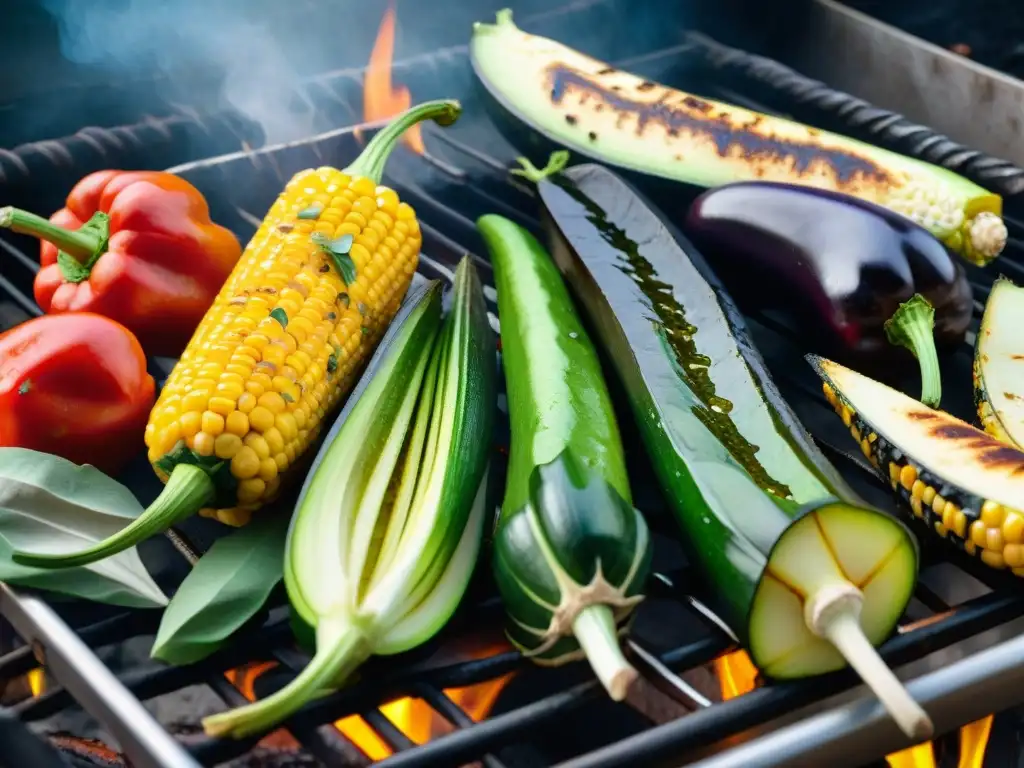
[202,624,372,739]
[572,603,637,701]
[884,294,941,409]
[511,151,570,184]
[805,584,933,741]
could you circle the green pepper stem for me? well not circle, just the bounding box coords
[511,151,570,184]
[884,294,941,408]
[343,100,461,184]
[11,465,215,569]
[572,604,637,702]
[202,621,372,739]
[0,206,105,261]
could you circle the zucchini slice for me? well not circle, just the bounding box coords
[470,9,1006,266]
[531,162,929,739]
[813,355,1024,575]
[975,277,1024,446]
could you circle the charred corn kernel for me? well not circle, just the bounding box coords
[899,464,917,491]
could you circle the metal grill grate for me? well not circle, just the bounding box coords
[2,26,1024,768]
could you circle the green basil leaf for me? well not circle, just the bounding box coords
[0,448,167,608]
[151,512,290,666]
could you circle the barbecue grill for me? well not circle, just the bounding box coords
[3,1,1024,766]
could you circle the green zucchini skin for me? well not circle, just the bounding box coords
[478,214,652,665]
[533,164,918,671]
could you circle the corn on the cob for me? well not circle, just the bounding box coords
[13,99,462,570]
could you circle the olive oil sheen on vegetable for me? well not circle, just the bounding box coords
[521,158,931,740]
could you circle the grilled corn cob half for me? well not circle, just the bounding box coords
[13,99,462,570]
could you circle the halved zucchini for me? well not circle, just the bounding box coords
[812,355,1024,575]
[975,277,1024,446]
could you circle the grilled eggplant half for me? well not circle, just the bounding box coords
[974,277,1024,447]
[813,355,1024,574]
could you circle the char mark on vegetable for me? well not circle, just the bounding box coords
[545,64,895,187]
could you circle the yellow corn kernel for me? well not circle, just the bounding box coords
[981,550,1006,569]
[231,447,261,479]
[899,464,917,491]
[193,432,216,457]
[226,410,249,437]
[142,163,422,523]
[982,500,1006,527]
[214,433,243,460]
[1005,544,1024,568]
[1004,511,1024,543]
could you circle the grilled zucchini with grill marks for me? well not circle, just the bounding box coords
[470,9,1007,266]
[974,278,1024,446]
[813,355,1024,574]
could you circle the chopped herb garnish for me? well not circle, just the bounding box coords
[281,392,295,404]
[361,326,370,336]
[297,204,323,220]
[311,232,356,285]
[326,312,337,321]
[326,354,338,374]
[337,292,350,308]
[269,308,288,328]
[17,380,31,395]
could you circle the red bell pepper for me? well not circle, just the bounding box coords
[0,170,242,357]
[0,313,156,476]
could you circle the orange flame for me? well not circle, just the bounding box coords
[225,654,514,761]
[714,652,993,768]
[364,2,425,155]
[27,667,45,697]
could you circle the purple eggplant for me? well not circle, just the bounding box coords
[683,181,974,407]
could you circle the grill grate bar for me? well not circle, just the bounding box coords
[411,683,510,768]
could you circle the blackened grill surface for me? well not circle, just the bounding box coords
[2,17,1024,768]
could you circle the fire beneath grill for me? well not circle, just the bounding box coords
[225,655,515,762]
[716,651,995,768]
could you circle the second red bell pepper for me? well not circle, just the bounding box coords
[0,313,156,476]
[0,170,242,357]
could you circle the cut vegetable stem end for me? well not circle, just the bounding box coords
[11,464,215,569]
[0,206,105,261]
[511,151,570,184]
[343,99,462,183]
[884,294,941,409]
[572,604,637,702]
[805,584,933,741]
[203,624,371,739]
